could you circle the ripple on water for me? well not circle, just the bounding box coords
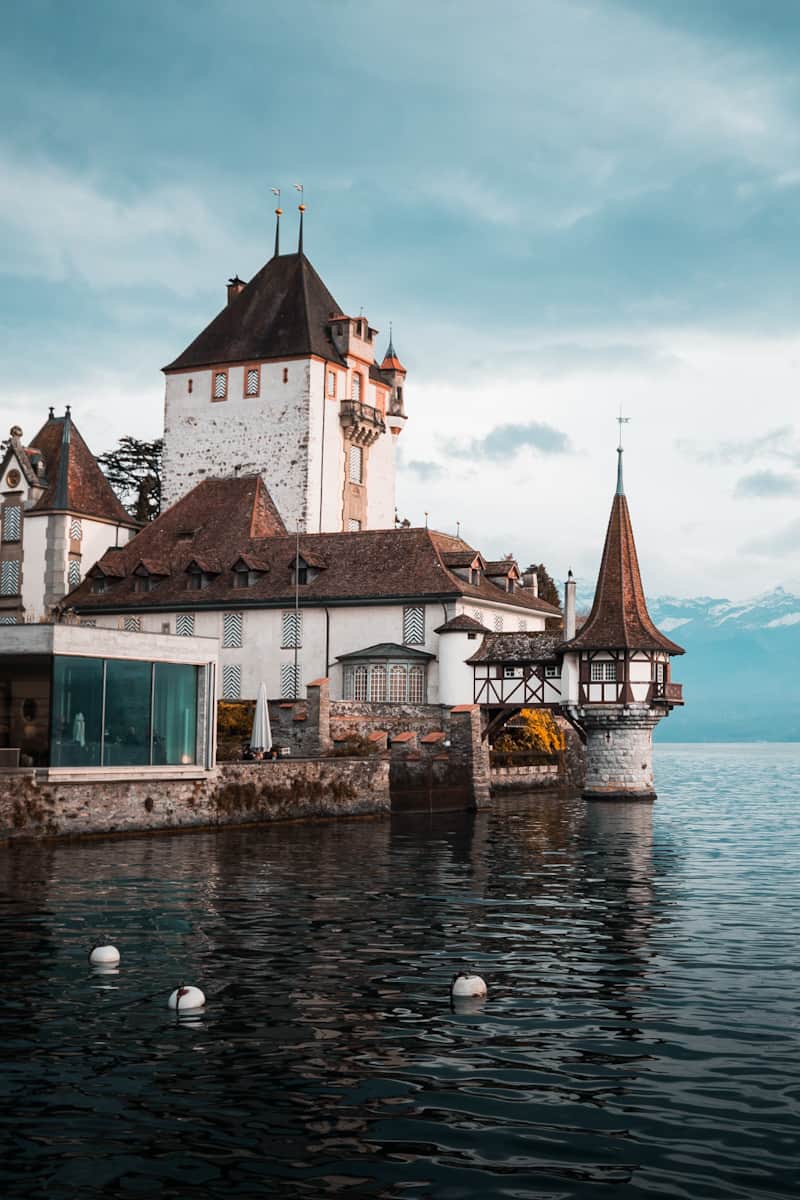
[0,744,798,1198]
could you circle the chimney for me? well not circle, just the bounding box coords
[521,567,538,596]
[226,275,246,305]
[564,570,576,640]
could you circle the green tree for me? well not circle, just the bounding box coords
[98,436,163,522]
[525,562,560,608]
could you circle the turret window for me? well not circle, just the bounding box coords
[352,373,362,403]
[213,370,228,401]
[349,445,363,484]
[245,367,260,397]
[591,661,617,682]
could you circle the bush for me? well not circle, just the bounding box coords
[494,708,565,754]
[217,700,255,739]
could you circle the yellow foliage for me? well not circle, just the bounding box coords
[217,700,255,738]
[494,708,564,754]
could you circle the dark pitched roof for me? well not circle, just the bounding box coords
[467,631,564,664]
[164,252,347,372]
[434,614,489,634]
[65,481,562,616]
[336,642,435,662]
[26,413,135,525]
[563,486,684,655]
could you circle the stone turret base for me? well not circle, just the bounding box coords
[566,704,664,802]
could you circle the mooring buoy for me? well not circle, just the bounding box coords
[450,971,487,1000]
[89,945,120,967]
[168,985,206,1012]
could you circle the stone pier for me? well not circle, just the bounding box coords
[572,705,662,801]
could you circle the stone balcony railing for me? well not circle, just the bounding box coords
[340,400,386,446]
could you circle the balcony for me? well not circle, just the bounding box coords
[340,400,386,446]
[653,681,683,706]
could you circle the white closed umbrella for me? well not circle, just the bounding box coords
[73,712,86,748]
[250,681,272,753]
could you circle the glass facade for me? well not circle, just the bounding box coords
[50,656,198,768]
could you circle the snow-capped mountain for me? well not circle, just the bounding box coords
[646,589,800,742]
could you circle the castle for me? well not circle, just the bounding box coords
[1,209,684,798]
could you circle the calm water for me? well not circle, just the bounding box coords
[1,744,798,1199]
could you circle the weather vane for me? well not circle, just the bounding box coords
[617,407,630,450]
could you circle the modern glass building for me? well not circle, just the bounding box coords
[0,625,217,774]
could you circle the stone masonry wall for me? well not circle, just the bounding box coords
[0,758,389,843]
[576,706,661,799]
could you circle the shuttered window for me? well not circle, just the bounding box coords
[0,616,17,625]
[2,506,21,542]
[245,367,260,396]
[349,445,363,484]
[352,373,361,402]
[222,664,242,699]
[123,616,141,632]
[68,561,81,589]
[282,609,302,648]
[493,614,503,632]
[223,611,243,648]
[403,605,424,645]
[0,560,20,595]
[176,613,195,637]
[280,662,301,699]
[69,517,82,541]
[213,370,228,400]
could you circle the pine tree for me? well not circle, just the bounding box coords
[525,562,560,608]
[98,436,163,522]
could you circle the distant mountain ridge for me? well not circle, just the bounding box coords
[644,588,800,742]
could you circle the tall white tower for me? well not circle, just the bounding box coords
[161,209,407,532]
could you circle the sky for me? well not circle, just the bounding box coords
[3,0,800,602]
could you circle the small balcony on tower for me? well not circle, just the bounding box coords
[340,399,386,446]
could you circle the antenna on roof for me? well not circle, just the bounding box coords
[271,188,282,257]
[424,511,429,529]
[456,520,461,538]
[616,407,630,496]
[294,183,305,253]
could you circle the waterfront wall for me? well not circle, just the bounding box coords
[0,758,390,842]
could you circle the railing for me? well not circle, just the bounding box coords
[655,681,683,704]
[340,400,386,431]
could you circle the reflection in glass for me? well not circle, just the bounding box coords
[153,663,197,765]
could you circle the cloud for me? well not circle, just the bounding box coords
[742,519,800,556]
[678,425,798,465]
[402,459,445,482]
[447,421,572,461]
[735,470,800,498]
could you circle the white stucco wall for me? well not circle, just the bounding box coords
[78,518,133,586]
[20,513,48,619]
[437,632,481,706]
[366,427,397,530]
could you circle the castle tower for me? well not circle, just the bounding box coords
[561,440,684,800]
[161,213,406,533]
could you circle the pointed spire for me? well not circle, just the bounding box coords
[616,409,630,496]
[381,322,406,373]
[386,321,395,359]
[297,203,305,253]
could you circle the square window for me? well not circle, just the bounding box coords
[590,661,617,682]
[245,366,260,396]
[282,609,302,648]
[545,664,560,678]
[280,662,301,699]
[222,664,242,699]
[213,370,228,400]
[0,559,20,595]
[176,613,195,637]
[223,611,243,648]
[2,506,21,543]
[403,605,424,645]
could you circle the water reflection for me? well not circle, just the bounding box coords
[1,752,798,1199]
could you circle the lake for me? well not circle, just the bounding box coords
[1,744,797,1198]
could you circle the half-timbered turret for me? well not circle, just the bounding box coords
[560,439,684,799]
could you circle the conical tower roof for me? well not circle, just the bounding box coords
[164,252,345,372]
[27,411,136,526]
[564,448,684,655]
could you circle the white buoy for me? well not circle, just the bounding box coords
[450,971,487,1000]
[168,985,206,1012]
[89,945,120,967]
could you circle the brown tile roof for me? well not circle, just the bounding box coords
[64,479,562,617]
[467,631,563,664]
[564,491,684,654]
[164,252,347,372]
[26,413,135,526]
[434,614,488,634]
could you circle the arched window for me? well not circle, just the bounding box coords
[369,665,386,702]
[389,665,406,703]
[353,665,368,701]
[408,666,424,704]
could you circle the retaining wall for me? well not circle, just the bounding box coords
[0,758,390,842]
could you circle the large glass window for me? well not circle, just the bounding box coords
[153,663,197,765]
[50,656,200,768]
[104,659,152,766]
[51,656,103,767]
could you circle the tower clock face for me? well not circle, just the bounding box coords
[6,470,20,488]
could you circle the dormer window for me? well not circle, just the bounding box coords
[232,559,262,589]
[134,575,154,593]
[186,562,216,590]
[469,567,480,586]
[212,370,228,401]
[91,576,108,594]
